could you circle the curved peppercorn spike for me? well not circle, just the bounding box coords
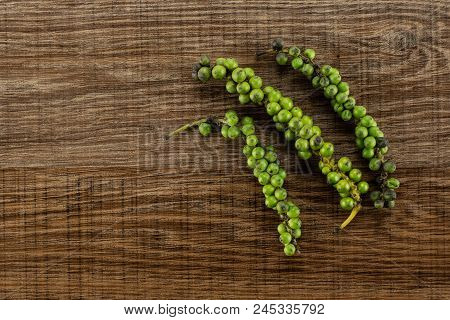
[193,55,364,228]
[266,41,400,208]
[169,112,302,256]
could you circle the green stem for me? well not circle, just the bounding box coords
[167,118,208,137]
[340,204,362,229]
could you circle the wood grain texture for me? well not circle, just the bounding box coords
[0,0,449,299]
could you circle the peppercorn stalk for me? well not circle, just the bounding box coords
[266,38,400,209]
[169,112,303,256]
[193,56,368,228]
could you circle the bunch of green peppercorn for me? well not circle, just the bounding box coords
[171,111,302,256]
[193,55,370,228]
[269,38,400,209]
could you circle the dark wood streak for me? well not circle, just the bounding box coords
[0,0,448,299]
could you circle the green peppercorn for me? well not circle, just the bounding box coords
[263,86,274,94]
[252,146,265,159]
[287,117,301,131]
[225,80,237,93]
[291,107,303,119]
[386,177,400,189]
[336,180,351,194]
[362,147,375,159]
[276,52,288,65]
[357,181,369,194]
[258,172,271,185]
[319,77,330,88]
[329,72,341,84]
[288,217,301,229]
[374,199,385,209]
[236,81,250,94]
[370,191,381,202]
[337,81,349,92]
[348,168,362,182]
[268,89,281,102]
[298,150,312,160]
[215,57,226,66]
[279,232,292,245]
[360,115,376,127]
[368,126,384,138]
[321,166,331,175]
[288,46,300,57]
[265,195,278,208]
[212,65,227,80]
[272,38,284,51]
[247,156,256,169]
[277,201,289,214]
[280,97,294,110]
[321,65,333,76]
[338,157,352,172]
[275,123,285,132]
[355,137,365,149]
[239,94,250,104]
[312,76,321,88]
[240,124,255,136]
[291,57,303,70]
[299,125,313,139]
[369,158,382,171]
[249,89,264,103]
[274,188,287,200]
[232,67,247,83]
[277,223,286,234]
[244,67,255,78]
[287,206,300,218]
[263,184,275,197]
[240,116,253,125]
[341,109,353,121]
[278,168,286,179]
[309,135,324,150]
[246,134,258,147]
[324,84,338,98]
[264,102,280,117]
[197,66,211,82]
[266,163,280,175]
[284,129,295,141]
[220,124,229,138]
[301,63,314,76]
[380,146,389,154]
[224,58,238,71]
[277,109,292,123]
[340,197,355,210]
[199,55,210,66]
[295,138,309,151]
[225,110,239,126]
[265,150,277,163]
[327,172,341,185]
[198,122,211,136]
[383,161,396,173]
[227,125,241,139]
[320,142,334,158]
[242,145,253,157]
[353,106,367,119]
[383,189,397,201]
[303,48,315,60]
[300,115,312,127]
[364,136,377,149]
[271,174,284,188]
[284,243,296,256]
[355,126,368,139]
[335,91,348,103]
[344,96,356,109]
[387,200,396,208]
[256,158,269,171]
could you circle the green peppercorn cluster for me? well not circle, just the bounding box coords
[193,56,367,222]
[220,111,301,256]
[270,39,400,209]
[177,110,303,256]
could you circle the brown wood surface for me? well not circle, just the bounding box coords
[0,0,449,300]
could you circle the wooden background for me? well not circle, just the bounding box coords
[0,0,448,300]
